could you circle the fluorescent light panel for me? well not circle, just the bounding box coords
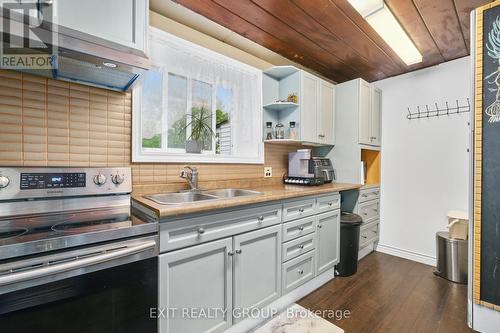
[348,0,422,66]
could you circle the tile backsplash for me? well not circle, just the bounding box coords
[0,70,299,187]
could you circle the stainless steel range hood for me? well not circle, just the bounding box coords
[1,15,149,91]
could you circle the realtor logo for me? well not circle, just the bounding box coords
[0,1,57,69]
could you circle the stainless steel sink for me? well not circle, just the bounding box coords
[202,188,262,198]
[145,192,218,205]
[145,188,263,205]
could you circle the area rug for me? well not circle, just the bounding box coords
[252,304,344,333]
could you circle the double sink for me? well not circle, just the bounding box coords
[145,188,263,205]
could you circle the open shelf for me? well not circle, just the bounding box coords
[263,66,299,80]
[263,102,299,111]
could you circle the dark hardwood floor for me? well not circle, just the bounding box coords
[298,252,473,333]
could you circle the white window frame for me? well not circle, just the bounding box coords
[132,28,263,164]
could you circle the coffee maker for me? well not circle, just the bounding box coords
[285,149,335,185]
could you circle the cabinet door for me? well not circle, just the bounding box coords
[233,225,281,322]
[316,210,340,275]
[358,80,372,145]
[46,0,147,52]
[159,238,233,333]
[370,88,382,146]
[301,71,319,143]
[318,80,335,145]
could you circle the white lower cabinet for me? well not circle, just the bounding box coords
[316,210,340,275]
[159,225,282,332]
[233,225,282,323]
[158,238,233,333]
[158,192,342,333]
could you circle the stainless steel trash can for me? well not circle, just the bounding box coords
[434,231,468,284]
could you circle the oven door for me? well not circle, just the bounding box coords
[0,236,158,333]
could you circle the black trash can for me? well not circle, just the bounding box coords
[336,212,363,277]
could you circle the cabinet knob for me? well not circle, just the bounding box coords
[197,227,205,234]
[318,134,325,138]
[318,224,323,229]
[298,226,304,231]
[235,249,242,254]
[228,251,235,256]
[257,216,264,222]
[298,244,304,249]
[298,269,304,275]
[298,208,304,213]
[328,202,333,206]
[361,235,367,239]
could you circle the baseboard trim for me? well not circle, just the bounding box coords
[225,270,336,333]
[376,243,436,266]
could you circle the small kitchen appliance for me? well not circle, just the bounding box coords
[285,150,335,185]
[0,167,158,332]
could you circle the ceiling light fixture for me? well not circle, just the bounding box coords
[348,0,423,66]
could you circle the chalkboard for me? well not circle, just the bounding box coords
[481,5,500,307]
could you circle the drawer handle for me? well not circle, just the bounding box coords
[228,251,234,256]
[362,194,368,198]
[235,249,242,254]
[197,227,205,235]
[372,230,378,234]
[257,216,264,222]
[361,235,368,239]
[298,269,304,275]
[328,202,333,206]
[298,244,304,249]
[373,208,379,212]
[298,226,304,231]
[298,208,305,213]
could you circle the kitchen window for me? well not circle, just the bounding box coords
[133,28,263,163]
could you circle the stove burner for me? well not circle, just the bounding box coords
[0,227,28,241]
[51,217,132,234]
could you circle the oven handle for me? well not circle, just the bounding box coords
[0,240,156,287]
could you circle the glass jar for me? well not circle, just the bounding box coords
[274,122,285,139]
[265,122,273,140]
[289,121,297,140]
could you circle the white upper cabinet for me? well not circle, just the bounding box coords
[263,66,335,145]
[370,88,382,146]
[337,78,382,148]
[44,0,148,53]
[318,80,336,145]
[301,71,320,143]
[358,80,372,145]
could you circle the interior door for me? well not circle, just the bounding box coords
[233,225,281,322]
[358,80,372,145]
[158,238,232,333]
[301,72,319,143]
[318,80,335,145]
[316,210,340,275]
[370,88,382,146]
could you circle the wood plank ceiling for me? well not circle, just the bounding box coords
[172,0,492,82]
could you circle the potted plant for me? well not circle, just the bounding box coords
[185,106,215,153]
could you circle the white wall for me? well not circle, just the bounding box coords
[374,57,471,265]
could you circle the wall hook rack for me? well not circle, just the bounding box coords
[406,98,470,120]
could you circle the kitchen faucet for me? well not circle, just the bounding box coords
[180,166,199,191]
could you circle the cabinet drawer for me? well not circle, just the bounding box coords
[360,221,379,248]
[159,203,282,252]
[316,193,340,214]
[282,251,316,294]
[282,233,315,263]
[359,187,380,203]
[282,197,316,222]
[282,216,316,242]
[358,200,379,224]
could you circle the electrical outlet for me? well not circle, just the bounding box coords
[264,167,273,178]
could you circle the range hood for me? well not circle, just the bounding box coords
[1,15,149,91]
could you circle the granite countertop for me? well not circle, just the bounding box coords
[132,182,361,219]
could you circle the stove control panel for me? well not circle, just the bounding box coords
[20,173,86,190]
[0,167,131,200]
